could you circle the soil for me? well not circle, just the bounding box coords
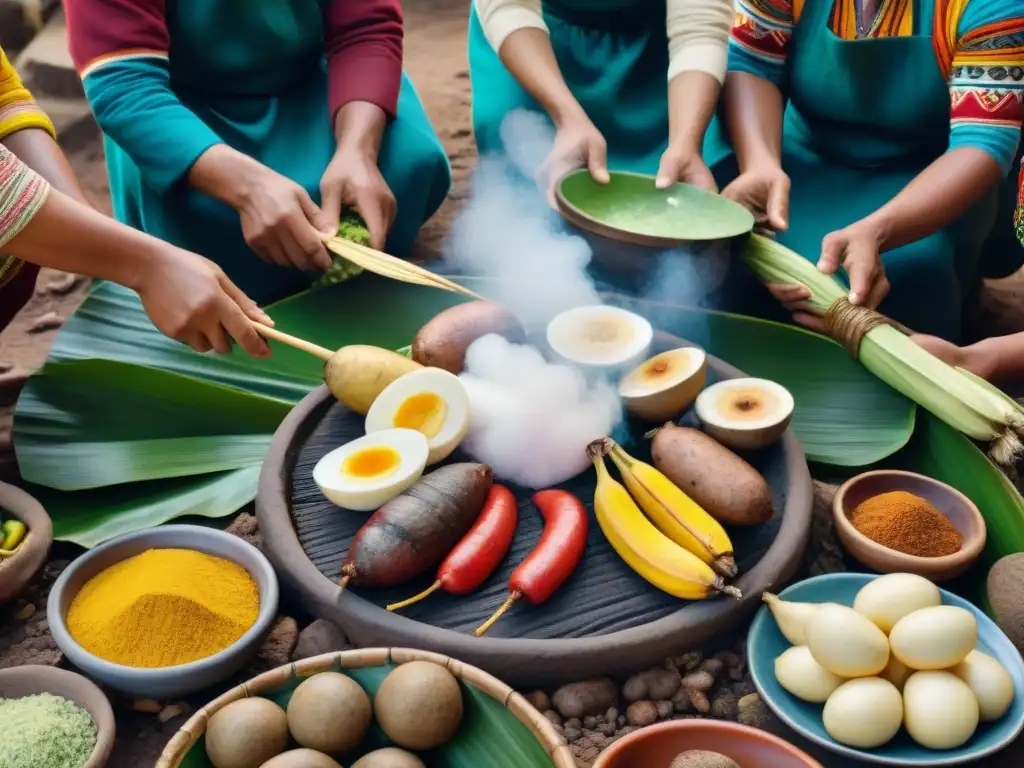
[1,0,1023,765]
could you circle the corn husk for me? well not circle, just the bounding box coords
[742,234,1024,468]
[325,237,482,299]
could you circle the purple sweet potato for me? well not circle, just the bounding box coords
[340,463,494,588]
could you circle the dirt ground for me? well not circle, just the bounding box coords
[1,0,1024,764]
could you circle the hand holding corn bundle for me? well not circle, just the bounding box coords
[742,234,1024,469]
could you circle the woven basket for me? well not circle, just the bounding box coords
[0,480,53,604]
[156,647,575,768]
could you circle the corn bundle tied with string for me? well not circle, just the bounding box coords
[743,234,1024,469]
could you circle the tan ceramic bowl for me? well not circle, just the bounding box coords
[0,480,53,603]
[0,665,115,768]
[593,719,822,768]
[833,470,986,582]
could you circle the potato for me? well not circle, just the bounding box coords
[412,301,525,374]
[206,697,289,768]
[324,345,422,414]
[351,748,426,768]
[650,424,772,525]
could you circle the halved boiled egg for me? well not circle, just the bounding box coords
[365,368,470,464]
[313,428,428,511]
[546,305,652,373]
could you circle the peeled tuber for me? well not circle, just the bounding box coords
[412,301,525,374]
[324,345,422,414]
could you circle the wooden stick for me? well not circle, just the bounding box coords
[253,323,333,362]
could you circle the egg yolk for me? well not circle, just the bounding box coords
[342,446,401,479]
[392,392,447,438]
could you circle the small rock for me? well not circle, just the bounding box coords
[28,311,64,334]
[712,690,739,720]
[45,272,82,296]
[656,700,673,719]
[565,717,582,731]
[681,671,715,692]
[583,716,597,730]
[673,652,703,672]
[737,693,774,730]
[689,690,711,714]
[579,746,600,763]
[525,690,551,713]
[14,603,35,621]
[626,700,658,727]
[672,689,694,713]
[731,680,756,698]
[599,721,616,736]
[544,709,562,728]
[257,617,298,667]
[622,672,648,703]
[616,725,635,737]
[586,732,607,749]
[617,715,626,727]
[645,668,681,700]
[226,512,260,548]
[157,703,190,724]
[604,706,618,723]
[563,726,582,742]
[292,619,349,661]
[132,699,163,714]
[700,658,725,678]
[552,679,617,719]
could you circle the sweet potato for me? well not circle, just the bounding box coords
[650,424,772,526]
[340,463,494,588]
[412,301,525,374]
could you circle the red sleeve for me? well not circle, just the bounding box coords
[324,0,403,121]
[64,0,169,75]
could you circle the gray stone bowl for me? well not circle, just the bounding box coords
[47,524,279,699]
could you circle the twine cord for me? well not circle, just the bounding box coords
[822,297,903,358]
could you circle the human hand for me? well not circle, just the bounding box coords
[911,335,997,381]
[136,244,272,358]
[721,164,790,232]
[541,116,609,205]
[237,166,333,271]
[818,217,890,309]
[655,143,717,192]
[320,145,396,250]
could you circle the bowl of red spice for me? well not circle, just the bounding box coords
[833,470,986,582]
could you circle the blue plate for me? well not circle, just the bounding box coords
[747,573,1024,765]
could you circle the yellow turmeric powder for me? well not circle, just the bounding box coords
[66,548,259,668]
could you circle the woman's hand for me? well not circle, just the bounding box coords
[721,164,790,231]
[135,245,273,358]
[237,167,333,271]
[911,335,999,381]
[320,145,396,250]
[656,142,717,192]
[818,218,890,309]
[541,115,609,205]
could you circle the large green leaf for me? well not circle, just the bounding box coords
[609,296,917,466]
[9,274,918,546]
[23,467,261,548]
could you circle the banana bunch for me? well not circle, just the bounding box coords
[587,438,741,601]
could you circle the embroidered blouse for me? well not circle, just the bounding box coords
[729,0,1024,174]
[474,0,735,83]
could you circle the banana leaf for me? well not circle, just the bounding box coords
[0,273,946,548]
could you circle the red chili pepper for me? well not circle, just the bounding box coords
[386,484,518,611]
[475,489,588,636]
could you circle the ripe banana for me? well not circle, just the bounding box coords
[589,442,741,601]
[605,439,737,578]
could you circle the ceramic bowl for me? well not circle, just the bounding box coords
[0,664,115,768]
[0,480,53,603]
[833,470,986,581]
[748,572,1024,765]
[48,524,279,699]
[592,719,822,768]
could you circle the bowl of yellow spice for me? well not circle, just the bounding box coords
[47,524,279,699]
[833,470,986,582]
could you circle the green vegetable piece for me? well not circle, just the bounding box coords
[1,519,26,550]
[315,209,370,289]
